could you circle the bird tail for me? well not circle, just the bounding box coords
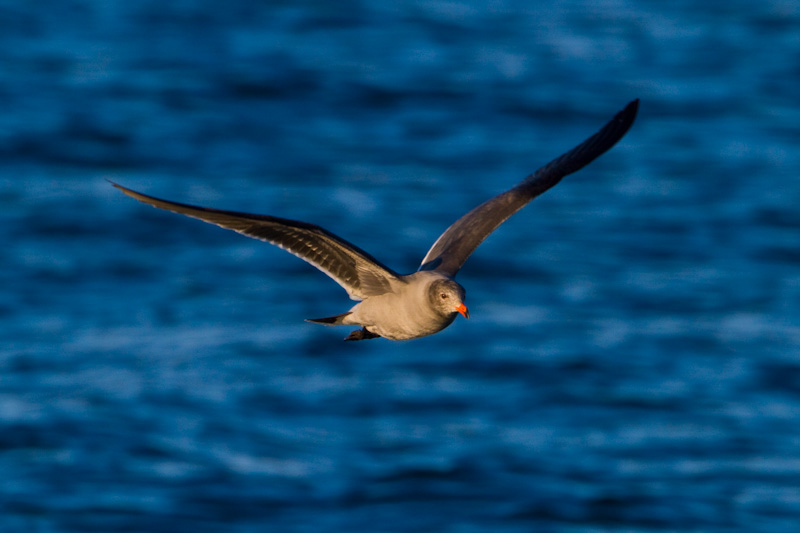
[306,312,351,326]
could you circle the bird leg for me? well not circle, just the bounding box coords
[344,328,381,341]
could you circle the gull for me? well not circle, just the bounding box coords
[112,99,638,341]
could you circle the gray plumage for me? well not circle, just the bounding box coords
[419,99,639,275]
[112,99,638,341]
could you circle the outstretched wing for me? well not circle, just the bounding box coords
[112,183,401,300]
[419,99,639,276]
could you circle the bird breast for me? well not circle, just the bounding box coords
[350,272,458,340]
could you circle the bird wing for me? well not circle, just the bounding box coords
[112,182,402,300]
[418,99,639,276]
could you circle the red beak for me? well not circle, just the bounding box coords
[455,303,469,319]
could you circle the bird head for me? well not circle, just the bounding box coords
[429,279,469,319]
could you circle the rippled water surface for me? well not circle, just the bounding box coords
[2,1,799,531]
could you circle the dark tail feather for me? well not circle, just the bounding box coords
[306,312,351,326]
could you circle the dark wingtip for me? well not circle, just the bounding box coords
[107,179,130,194]
[618,98,640,132]
[107,180,151,204]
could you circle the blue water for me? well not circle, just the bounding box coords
[2,1,799,531]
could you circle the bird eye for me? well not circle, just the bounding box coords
[440,293,448,299]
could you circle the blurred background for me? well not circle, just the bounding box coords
[1,1,799,531]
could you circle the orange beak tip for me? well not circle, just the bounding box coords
[455,303,470,319]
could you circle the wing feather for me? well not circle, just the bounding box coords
[418,99,639,275]
[112,182,401,300]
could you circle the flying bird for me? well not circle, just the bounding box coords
[113,99,638,341]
